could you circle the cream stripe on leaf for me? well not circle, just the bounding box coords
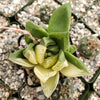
[60,62,90,77]
[23,43,37,64]
[35,45,47,64]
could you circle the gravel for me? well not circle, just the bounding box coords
[17,11,41,26]
[70,22,99,82]
[0,0,29,17]
[0,83,10,99]
[17,3,75,27]
[57,0,95,17]
[0,24,25,91]
[0,15,9,27]
[93,75,100,94]
[20,86,46,100]
[10,98,18,100]
[72,78,85,99]
[82,1,100,34]
[70,22,92,46]
[89,93,100,100]
[24,0,59,17]
[17,0,59,26]
[0,0,100,99]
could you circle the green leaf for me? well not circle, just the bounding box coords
[42,37,56,47]
[41,72,59,98]
[52,50,68,71]
[35,44,47,64]
[9,49,25,59]
[64,51,90,74]
[69,45,76,53]
[49,32,70,51]
[60,62,89,77]
[9,49,34,68]
[48,45,59,54]
[34,65,57,83]
[25,21,48,44]
[23,43,37,64]
[48,2,71,32]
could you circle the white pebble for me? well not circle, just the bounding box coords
[19,73,24,79]
[36,87,42,92]
[38,95,45,100]
[5,92,9,98]
[17,70,23,74]
[0,48,2,54]
[27,77,33,86]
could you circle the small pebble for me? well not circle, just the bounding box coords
[27,76,33,86]
[38,95,45,100]
[5,92,9,98]
[36,87,42,92]
[0,48,3,54]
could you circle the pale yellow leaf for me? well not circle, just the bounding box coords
[35,45,47,64]
[60,62,89,77]
[42,55,58,68]
[23,50,37,64]
[41,72,59,98]
[10,58,34,68]
[52,60,68,71]
[34,65,57,83]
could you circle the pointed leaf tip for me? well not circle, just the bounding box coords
[64,51,90,74]
[48,2,71,32]
[61,62,89,77]
[41,72,59,98]
[9,49,34,68]
[52,50,68,71]
[23,43,37,64]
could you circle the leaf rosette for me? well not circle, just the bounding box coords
[9,2,90,98]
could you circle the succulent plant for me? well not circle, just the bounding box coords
[9,2,90,98]
[40,5,56,24]
[78,36,100,58]
[51,78,74,100]
[9,37,89,98]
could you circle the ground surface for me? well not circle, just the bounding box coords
[0,0,100,100]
